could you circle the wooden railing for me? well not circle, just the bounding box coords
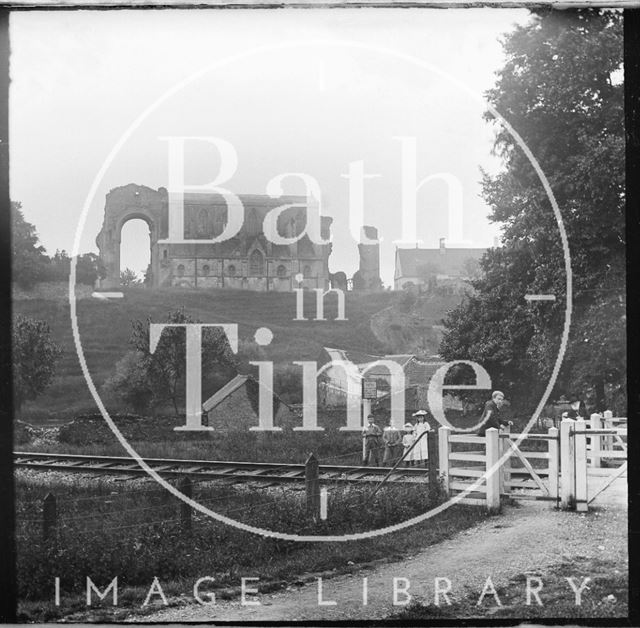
[438,413,626,513]
[438,426,560,512]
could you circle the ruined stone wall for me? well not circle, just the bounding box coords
[97,184,333,292]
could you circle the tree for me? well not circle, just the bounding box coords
[440,10,624,413]
[120,268,141,287]
[76,252,106,286]
[48,250,104,286]
[105,308,238,416]
[13,315,62,417]
[103,351,154,414]
[11,202,49,289]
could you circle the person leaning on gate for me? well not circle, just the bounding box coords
[362,414,383,466]
[477,390,513,436]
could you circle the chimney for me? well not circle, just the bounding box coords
[439,237,445,255]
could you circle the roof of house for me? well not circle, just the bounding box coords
[202,374,250,412]
[321,348,445,386]
[202,373,296,416]
[321,347,381,368]
[396,247,486,278]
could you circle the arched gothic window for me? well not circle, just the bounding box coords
[276,264,287,278]
[249,250,264,275]
[303,264,312,277]
[177,264,185,277]
[227,264,236,277]
[202,264,210,277]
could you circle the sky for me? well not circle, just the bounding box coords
[10,8,530,287]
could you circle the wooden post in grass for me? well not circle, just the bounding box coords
[43,492,57,542]
[179,476,193,532]
[560,418,575,509]
[305,454,320,520]
[428,431,438,498]
[485,428,500,514]
[574,419,588,512]
[438,427,450,496]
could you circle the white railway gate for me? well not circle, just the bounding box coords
[585,412,627,506]
[438,426,560,513]
[437,412,627,513]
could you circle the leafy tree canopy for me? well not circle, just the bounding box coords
[12,202,49,289]
[12,203,105,288]
[13,315,63,416]
[440,10,624,413]
[120,268,141,287]
[105,308,238,416]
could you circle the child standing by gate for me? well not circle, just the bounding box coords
[402,423,416,467]
[362,414,383,466]
[412,410,431,467]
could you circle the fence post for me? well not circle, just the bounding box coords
[305,453,320,520]
[179,477,193,533]
[485,428,500,514]
[427,431,438,499]
[548,427,559,501]
[574,419,588,512]
[589,413,602,468]
[43,492,57,542]
[438,427,450,496]
[603,410,614,451]
[560,418,575,509]
[499,426,511,497]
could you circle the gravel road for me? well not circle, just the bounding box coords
[128,496,627,622]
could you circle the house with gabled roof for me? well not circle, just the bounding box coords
[202,374,298,431]
[394,239,486,291]
[316,347,451,410]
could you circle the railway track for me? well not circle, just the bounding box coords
[14,452,429,486]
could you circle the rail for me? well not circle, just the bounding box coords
[14,451,430,486]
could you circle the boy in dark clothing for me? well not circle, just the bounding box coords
[477,390,513,436]
[362,414,383,466]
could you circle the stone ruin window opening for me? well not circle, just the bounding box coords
[303,264,312,277]
[177,264,185,277]
[119,218,151,286]
[202,264,211,277]
[249,250,264,276]
[227,264,236,277]
[276,264,287,278]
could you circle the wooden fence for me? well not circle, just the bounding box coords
[439,426,560,513]
[438,413,626,513]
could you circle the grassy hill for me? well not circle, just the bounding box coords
[14,285,396,423]
[14,284,467,425]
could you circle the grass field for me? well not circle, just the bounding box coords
[15,473,487,621]
[14,285,400,423]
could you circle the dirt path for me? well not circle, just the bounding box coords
[129,497,627,622]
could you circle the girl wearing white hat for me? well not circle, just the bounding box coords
[411,410,431,467]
